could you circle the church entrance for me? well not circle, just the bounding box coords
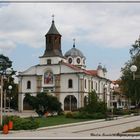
[23,98,33,110]
[64,95,77,111]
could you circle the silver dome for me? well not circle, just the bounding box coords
[97,63,102,70]
[65,47,85,58]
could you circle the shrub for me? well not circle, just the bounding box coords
[65,112,74,118]
[113,108,131,116]
[72,112,105,119]
[2,115,39,130]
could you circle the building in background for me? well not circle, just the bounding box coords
[110,81,129,109]
[18,18,111,112]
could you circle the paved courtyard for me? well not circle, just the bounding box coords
[0,114,139,139]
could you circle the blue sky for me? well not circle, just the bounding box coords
[0,2,140,80]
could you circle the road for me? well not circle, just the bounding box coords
[0,115,140,139]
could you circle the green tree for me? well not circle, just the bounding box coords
[0,54,17,110]
[84,90,107,114]
[121,37,140,108]
[24,92,62,116]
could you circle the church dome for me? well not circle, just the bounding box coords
[97,63,103,70]
[64,39,86,68]
[65,47,85,58]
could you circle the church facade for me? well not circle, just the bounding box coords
[18,18,111,112]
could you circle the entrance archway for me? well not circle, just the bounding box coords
[64,95,77,111]
[23,97,33,110]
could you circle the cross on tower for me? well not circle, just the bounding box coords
[73,38,76,48]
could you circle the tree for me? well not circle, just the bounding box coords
[121,37,140,108]
[84,90,107,114]
[24,92,62,116]
[0,54,17,110]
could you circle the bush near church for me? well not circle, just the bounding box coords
[0,116,39,130]
[24,92,62,116]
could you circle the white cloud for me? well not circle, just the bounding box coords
[0,3,140,52]
[0,39,16,54]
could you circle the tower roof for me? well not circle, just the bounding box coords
[46,20,61,35]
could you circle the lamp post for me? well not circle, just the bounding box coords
[8,85,12,111]
[130,64,139,112]
[0,68,13,126]
[130,65,137,80]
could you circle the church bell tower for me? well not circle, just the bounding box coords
[42,15,63,57]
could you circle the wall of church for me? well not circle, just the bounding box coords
[19,66,37,75]
[97,69,104,78]
[60,74,78,92]
[21,76,37,93]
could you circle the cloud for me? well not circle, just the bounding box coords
[0,3,140,53]
[0,39,16,54]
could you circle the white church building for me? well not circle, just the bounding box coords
[18,18,112,112]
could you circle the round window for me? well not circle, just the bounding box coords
[77,58,80,64]
[68,58,72,64]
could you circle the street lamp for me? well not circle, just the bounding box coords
[0,67,13,126]
[130,65,137,80]
[8,85,12,111]
[130,64,140,113]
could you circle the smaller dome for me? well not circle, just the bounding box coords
[65,47,85,58]
[97,63,102,70]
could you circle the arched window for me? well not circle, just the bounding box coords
[85,79,87,89]
[91,81,93,89]
[68,79,73,88]
[49,36,51,43]
[27,81,31,89]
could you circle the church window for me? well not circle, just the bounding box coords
[85,79,87,89]
[59,38,61,44]
[95,82,98,91]
[68,79,73,88]
[68,58,72,64]
[47,59,51,65]
[49,36,51,43]
[27,81,31,89]
[91,81,93,89]
[44,70,53,84]
[77,58,80,64]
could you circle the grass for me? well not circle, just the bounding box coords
[124,127,140,133]
[32,115,92,128]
